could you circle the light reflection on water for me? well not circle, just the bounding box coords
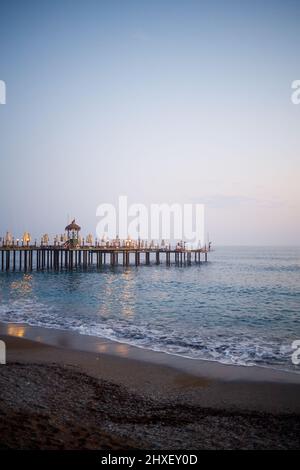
[7,324,26,337]
[0,247,299,370]
[10,274,33,294]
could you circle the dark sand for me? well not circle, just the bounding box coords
[0,329,300,449]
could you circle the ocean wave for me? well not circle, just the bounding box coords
[0,303,297,371]
[1,247,299,372]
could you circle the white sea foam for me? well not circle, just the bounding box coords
[0,247,299,371]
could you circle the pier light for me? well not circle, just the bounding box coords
[125,235,133,248]
[23,232,31,246]
[5,231,12,246]
[42,234,49,246]
[86,234,93,245]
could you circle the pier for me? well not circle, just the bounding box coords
[0,219,210,272]
[0,245,209,272]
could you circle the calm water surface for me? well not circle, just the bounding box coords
[0,247,299,371]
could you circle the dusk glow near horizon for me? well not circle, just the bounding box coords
[0,0,299,245]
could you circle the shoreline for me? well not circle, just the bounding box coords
[1,324,300,448]
[1,320,300,384]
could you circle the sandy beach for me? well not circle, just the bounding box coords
[0,323,300,450]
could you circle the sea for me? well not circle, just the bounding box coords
[0,246,299,372]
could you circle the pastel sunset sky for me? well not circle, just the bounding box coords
[0,0,299,244]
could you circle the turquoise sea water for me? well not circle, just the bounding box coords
[0,247,299,371]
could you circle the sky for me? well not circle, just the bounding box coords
[0,0,299,245]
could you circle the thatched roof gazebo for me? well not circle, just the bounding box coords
[65,219,81,232]
[65,219,81,247]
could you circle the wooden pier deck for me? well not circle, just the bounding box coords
[0,245,208,272]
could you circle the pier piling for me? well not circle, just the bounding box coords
[0,244,209,272]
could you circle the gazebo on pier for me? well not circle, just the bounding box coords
[65,219,81,247]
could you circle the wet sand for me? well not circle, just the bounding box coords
[0,326,300,449]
